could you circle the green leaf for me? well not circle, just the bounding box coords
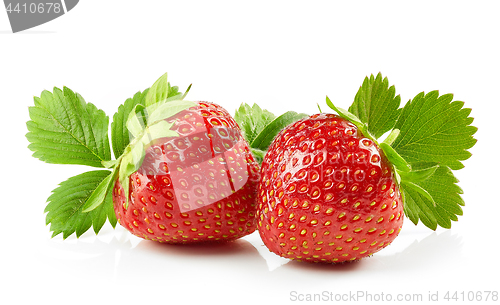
[349,73,402,139]
[82,167,118,212]
[145,72,170,107]
[380,142,411,172]
[401,180,435,206]
[401,186,438,230]
[381,129,400,146]
[234,103,276,144]
[326,96,365,129]
[165,84,182,101]
[325,96,378,143]
[401,165,464,230]
[251,111,309,151]
[45,170,117,238]
[146,100,197,125]
[250,148,266,165]
[180,84,192,100]
[111,89,149,159]
[233,103,307,162]
[102,190,118,230]
[392,91,477,170]
[145,120,178,143]
[144,72,187,107]
[126,104,148,138]
[398,163,439,183]
[117,151,136,209]
[102,160,118,168]
[26,87,111,167]
[130,141,146,170]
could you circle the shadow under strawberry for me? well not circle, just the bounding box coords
[114,237,269,281]
[137,237,263,258]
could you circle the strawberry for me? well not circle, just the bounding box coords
[25,72,272,242]
[113,102,261,243]
[253,74,476,264]
[256,113,404,263]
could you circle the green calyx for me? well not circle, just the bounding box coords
[26,72,194,238]
[112,100,195,210]
[325,72,477,230]
[145,72,192,108]
[85,73,196,212]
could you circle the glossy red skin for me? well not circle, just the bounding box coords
[257,114,404,263]
[113,102,260,243]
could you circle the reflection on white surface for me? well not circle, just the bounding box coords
[369,230,464,270]
[41,224,464,277]
[242,232,290,271]
[4,217,481,305]
[257,229,464,276]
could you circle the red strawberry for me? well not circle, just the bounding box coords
[256,113,404,263]
[113,102,261,243]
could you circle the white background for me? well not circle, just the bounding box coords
[1,1,499,304]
